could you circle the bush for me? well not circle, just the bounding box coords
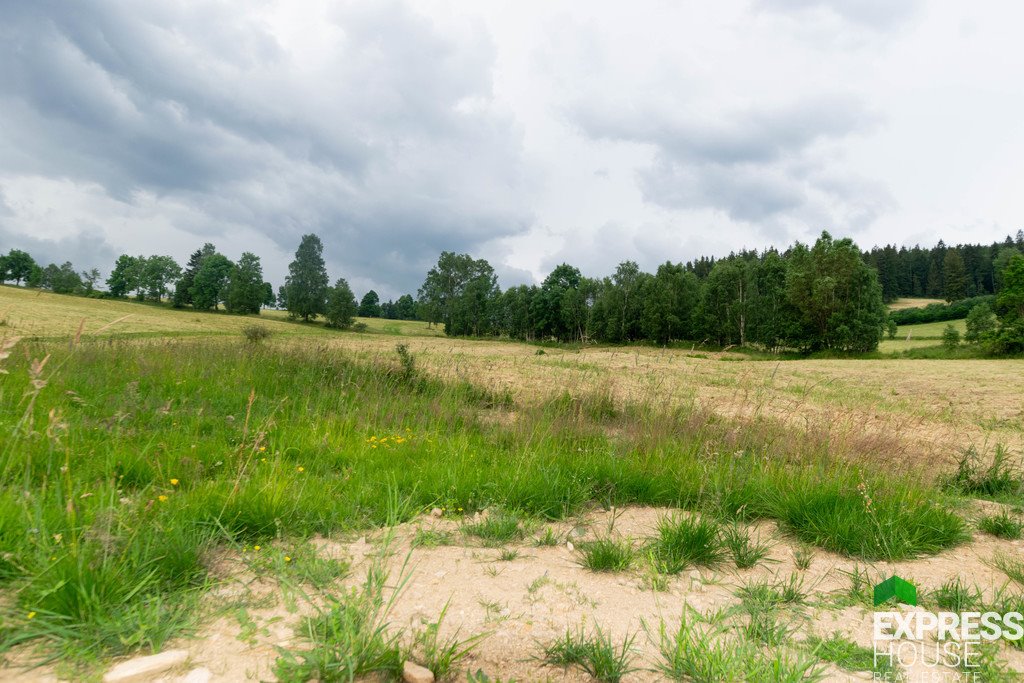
[965,303,997,343]
[241,324,272,343]
[890,295,995,326]
[942,324,961,349]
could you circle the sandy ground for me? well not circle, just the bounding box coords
[9,506,1022,682]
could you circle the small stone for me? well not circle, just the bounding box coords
[180,667,212,683]
[402,660,435,683]
[430,507,443,518]
[688,570,701,581]
[103,650,189,683]
[566,541,574,552]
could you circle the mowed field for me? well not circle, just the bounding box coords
[1,286,1024,682]
[1,285,1018,468]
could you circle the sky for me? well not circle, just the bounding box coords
[1,0,1023,299]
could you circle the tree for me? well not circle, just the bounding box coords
[0,254,8,284]
[965,303,996,343]
[224,252,266,315]
[418,252,498,335]
[174,244,217,307]
[394,294,417,320]
[261,282,276,309]
[942,250,968,303]
[641,262,699,344]
[141,255,181,301]
[4,249,36,286]
[81,268,102,294]
[190,253,233,310]
[991,254,1024,353]
[785,231,887,352]
[325,278,358,328]
[284,234,329,322]
[358,290,381,317]
[107,255,141,298]
[42,262,83,294]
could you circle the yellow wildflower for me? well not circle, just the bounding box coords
[297,466,305,472]
[158,495,168,502]
[259,446,266,452]
[170,478,179,486]
[254,545,261,551]
[27,612,36,620]
[284,556,292,563]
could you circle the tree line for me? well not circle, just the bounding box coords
[416,231,1024,354]
[3,230,1023,353]
[864,230,1024,303]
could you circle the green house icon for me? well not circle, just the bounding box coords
[874,575,917,607]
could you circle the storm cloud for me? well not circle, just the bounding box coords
[1,0,1022,293]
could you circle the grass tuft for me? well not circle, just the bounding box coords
[539,625,636,683]
[576,537,635,573]
[978,510,1023,539]
[462,511,525,547]
[722,524,773,569]
[647,515,725,574]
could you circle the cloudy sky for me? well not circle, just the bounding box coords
[1,0,1022,298]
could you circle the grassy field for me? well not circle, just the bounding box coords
[1,288,1023,680]
[887,297,946,311]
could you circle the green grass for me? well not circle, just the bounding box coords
[978,511,1023,539]
[647,515,725,574]
[539,625,636,682]
[649,614,826,682]
[461,511,526,546]
[806,632,896,678]
[945,448,1024,504]
[274,558,406,680]
[927,578,984,612]
[576,537,635,572]
[722,524,773,569]
[0,337,974,666]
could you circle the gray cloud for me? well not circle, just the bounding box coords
[756,0,921,29]
[0,0,533,296]
[570,94,888,232]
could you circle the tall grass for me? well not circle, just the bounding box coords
[0,339,970,663]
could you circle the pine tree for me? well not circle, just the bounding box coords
[326,278,358,328]
[173,244,216,307]
[284,234,329,322]
[942,250,968,303]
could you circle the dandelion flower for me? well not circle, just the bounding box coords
[284,556,292,562]
[27,612,36,620]
[254,545,261,551]
[297,466,305,472]
[158,495,168,502]
[170,478,179,486]
[259,446,266,452]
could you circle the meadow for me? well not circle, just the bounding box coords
[0,287,1022,681]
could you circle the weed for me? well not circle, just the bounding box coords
[928,578,984,612]
[576,537,635,573]
[462,511,525,547]
[807,632,895,677]
[647,515,724,574]
[648,615,751,682]
[792,544,813,570]
[737,574,807,610]
[945,447,1023,503]
[992,554,1024,586]
[274,557,409,680]
[539,625,636,682]
[241,324,271,343]
[723,524,773,569]
[412,529,455,548]
[978,511,1023,539]
[533,527,561,547]
[411,601,487,678]
[497,548,520,562]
